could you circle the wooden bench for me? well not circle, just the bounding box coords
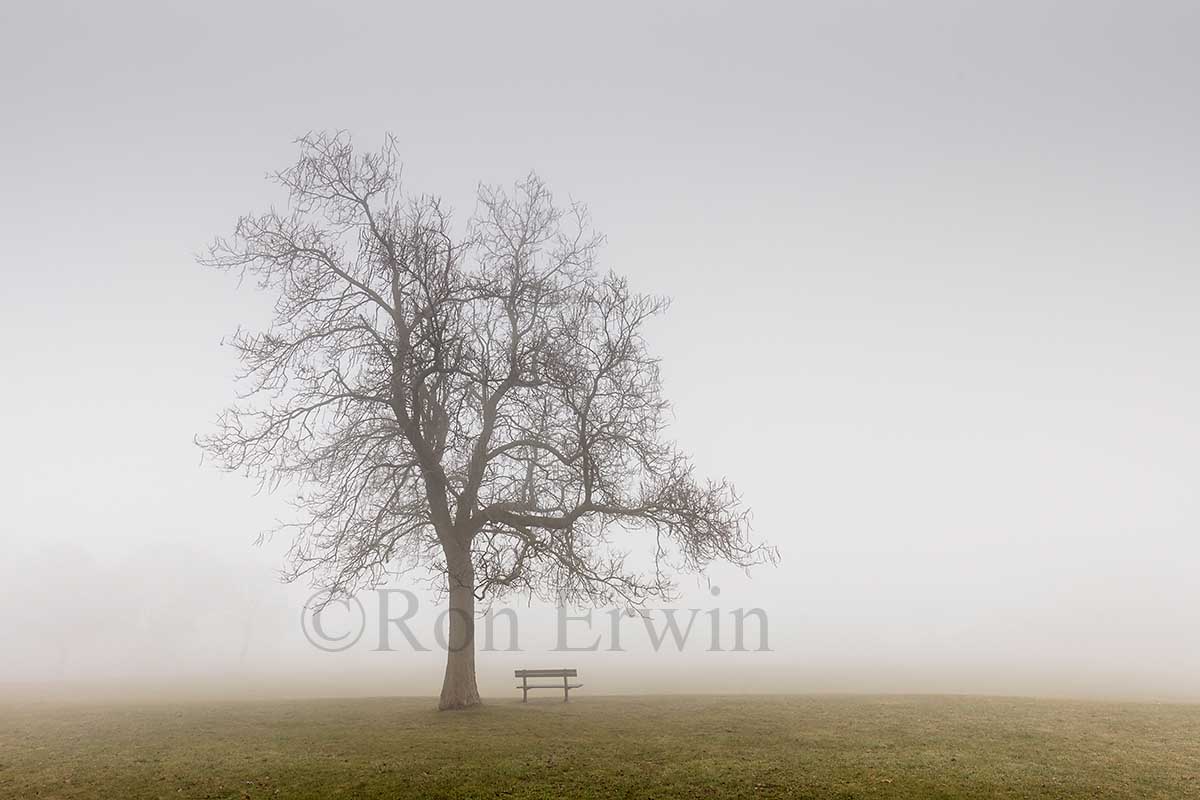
[515,668,582,702]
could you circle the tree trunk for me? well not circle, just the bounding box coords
[438,542,481,710]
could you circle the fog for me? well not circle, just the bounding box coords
[2,0,1198,703]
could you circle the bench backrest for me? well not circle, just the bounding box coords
[515,668,577,678]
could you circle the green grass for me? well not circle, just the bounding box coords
[2,694,1198,798]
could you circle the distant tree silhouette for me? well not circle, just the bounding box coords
[200,132,774,709]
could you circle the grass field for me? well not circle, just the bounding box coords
[2,694,1198,799]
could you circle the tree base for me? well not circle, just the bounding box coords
[436,648,481,711]
[437,694,483,711]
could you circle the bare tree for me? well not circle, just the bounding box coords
[200,132,775,709]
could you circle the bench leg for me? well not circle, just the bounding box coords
[522,676,528,703]
[563,675,569,702]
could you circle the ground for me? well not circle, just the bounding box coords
[1,694,1198,799]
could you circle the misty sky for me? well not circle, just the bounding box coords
[2,0,1198,700]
